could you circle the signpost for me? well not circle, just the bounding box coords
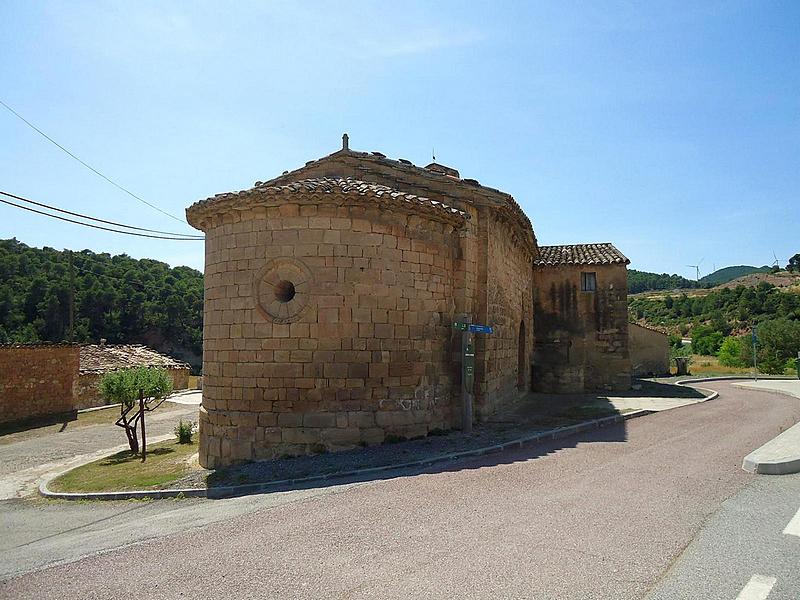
[453,316,493,433]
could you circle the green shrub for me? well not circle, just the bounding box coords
[174,420,194,444]
[718,337,745,367]
[691,325,724,356]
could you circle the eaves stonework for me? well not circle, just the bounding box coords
[186,177,469,232]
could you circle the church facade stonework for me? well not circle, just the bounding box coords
[186,138,631,468]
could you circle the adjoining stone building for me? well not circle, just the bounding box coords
[0,342,190,425]
[75,343,190,409]
[186,136,631,467]
[628,323,670,377]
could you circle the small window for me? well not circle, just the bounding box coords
[581,272,597,292]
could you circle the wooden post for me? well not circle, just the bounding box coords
[139,389,147,462]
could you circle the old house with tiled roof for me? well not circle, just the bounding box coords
[0,342,189,425]
[75,342,190,408]
[186,135,631,467]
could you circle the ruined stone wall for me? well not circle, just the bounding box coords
[532,264,630,393]
[629,324,670,377]
[474,211,534,417]
[198,199,462,467]
[0,345,79,424]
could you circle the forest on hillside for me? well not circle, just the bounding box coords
[627,269,699,294]
[0,239,203,368]
[629,282,800,373]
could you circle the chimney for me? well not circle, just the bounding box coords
[99,338,106,346]
[342,133,349,151]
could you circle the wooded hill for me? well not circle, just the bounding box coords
[0,239,203,369]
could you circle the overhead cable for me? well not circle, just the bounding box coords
[0,191,202,239]
[0,98,191,226]
[0,196,202,241]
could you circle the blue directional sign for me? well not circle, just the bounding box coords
[469,324,493,334]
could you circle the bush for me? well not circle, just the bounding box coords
[691,325,724,356]
[718,337,745,367]
[174,420,194,444]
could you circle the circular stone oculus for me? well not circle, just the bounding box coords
[254,259,313,323]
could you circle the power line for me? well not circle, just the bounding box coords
[0,98,190,226]
[0,191,203,239]
[0,196,202,241]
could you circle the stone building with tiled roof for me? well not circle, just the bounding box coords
[186,135,631,467]
[75,343,190,409]
[0,342,189,424]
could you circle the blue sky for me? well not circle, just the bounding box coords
[1,1,798,276]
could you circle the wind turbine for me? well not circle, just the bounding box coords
[687,258,704,282]
[772,250,781,270]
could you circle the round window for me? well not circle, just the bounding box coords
[254,258,313,323]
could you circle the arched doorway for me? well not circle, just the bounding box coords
[517,320,526,390]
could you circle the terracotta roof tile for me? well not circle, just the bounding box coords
[79,344,190,374]
[534,243,629,267]
[188,177,469,224]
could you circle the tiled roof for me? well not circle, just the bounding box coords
[80,344,190,374]
[534,243,630,267]
[187,176,468,226]
[255,177,467,217]
[629,321,668,335]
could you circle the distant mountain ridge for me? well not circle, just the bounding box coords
[629,265,773,293]
[699,265,770,286]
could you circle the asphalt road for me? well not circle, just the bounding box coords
[2,382,799,599]
[0,396,200,499]
[646,473,800,599]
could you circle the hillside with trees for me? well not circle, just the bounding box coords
[628,270,699,294]
[629,281,800,374]
[699,265,770,286]
[0,239,203,369]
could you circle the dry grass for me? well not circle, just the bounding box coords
[676,354,794,377]
[49,437,201,493]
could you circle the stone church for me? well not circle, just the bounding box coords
[187,136,631,467]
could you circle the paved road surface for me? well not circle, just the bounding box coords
[0,397,200,499]
[647,473,800,599]
[1,382,799,599]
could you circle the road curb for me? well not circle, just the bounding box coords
[40,409,659,502]
[674,376,800,476]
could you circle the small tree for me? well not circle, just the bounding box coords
[717,336,744,368]
[100,367,173,456]
[786,253,800,273]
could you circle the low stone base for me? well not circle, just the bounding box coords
[198,405,454,469]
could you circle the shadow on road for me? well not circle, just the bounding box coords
[204,401,631,500]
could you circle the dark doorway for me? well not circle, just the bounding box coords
[517,320,526,390]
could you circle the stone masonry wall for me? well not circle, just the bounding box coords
[74,367,190,410]
[198,199,462,467]
[0,345,80,424]
[532,264,630,393]
[475,211,534,418]
[629,324,670,377]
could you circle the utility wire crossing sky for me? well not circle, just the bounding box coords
[1,2,798,275]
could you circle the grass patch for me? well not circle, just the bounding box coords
[49,438,200,493]
[675,354,795,377]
